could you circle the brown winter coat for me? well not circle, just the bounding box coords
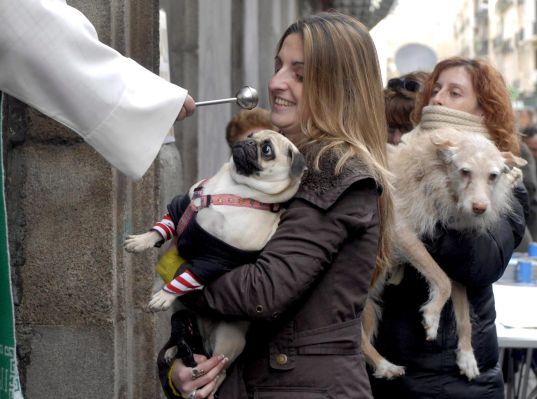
[161,151,382,399]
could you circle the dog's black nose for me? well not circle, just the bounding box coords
[236,139,256,149]
[232,140,261,176]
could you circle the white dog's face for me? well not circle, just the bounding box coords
[230,130,306,197]
[431,130,526,221]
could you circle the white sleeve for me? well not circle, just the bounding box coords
[0,0,187,180]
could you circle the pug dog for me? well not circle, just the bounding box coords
[124,130,305,387]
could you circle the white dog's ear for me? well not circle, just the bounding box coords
[501,152,527,169]
[289,148,306,178]
[430,133,456,164]
[429,131,456,148]
[436,147,456,164]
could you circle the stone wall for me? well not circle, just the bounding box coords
[4,1,301,398]
[5,1,165,398]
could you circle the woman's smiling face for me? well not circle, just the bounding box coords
[268,33,304,142]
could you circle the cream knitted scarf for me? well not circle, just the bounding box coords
[412,105,490,138]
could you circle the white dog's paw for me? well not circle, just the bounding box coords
[456,349,480,380]
[148,289,177,311]
[124,231,161,253]
[164,346,178,364]
[373,358,405,380]
[387,266,404,286]
[506,167,523,187]
[421,305,441,341]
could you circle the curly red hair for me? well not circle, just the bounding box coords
[412,57,519,155]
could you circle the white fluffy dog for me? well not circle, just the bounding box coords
[362,128,526,380]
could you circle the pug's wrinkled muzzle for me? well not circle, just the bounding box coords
[232,139,262,176]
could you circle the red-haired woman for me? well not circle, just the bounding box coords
[370,57,527,398]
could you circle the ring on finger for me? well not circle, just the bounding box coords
[188,388,198,399]
[191,368,206,380]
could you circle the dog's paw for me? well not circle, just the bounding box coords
[124,231,161,253]
[456,348,480,380]
[421,306,441,341]
[164,346,178,364]
[373,358,405,380]
[506,167,523,188]
[387,266,404,286]
[148,289,177,311]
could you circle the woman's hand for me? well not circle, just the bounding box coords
[170,354,228,399]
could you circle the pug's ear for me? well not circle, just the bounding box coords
[289,148,306,178]
[501,152,527,169]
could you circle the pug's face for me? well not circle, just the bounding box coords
[230,130,306,198]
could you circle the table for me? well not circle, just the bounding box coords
[497,323,537,399]
[494,284,537,399]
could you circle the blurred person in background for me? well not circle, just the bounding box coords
[384,72,429,145]
[517,125,537,246]
[517,108,534,132]
[225,108,275,148]
[523,125,537,162]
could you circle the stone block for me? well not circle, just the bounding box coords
[14,143,115,326]
[24,325,114,399]
[69,0,113,45]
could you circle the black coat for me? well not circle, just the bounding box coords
[369,186,527,399]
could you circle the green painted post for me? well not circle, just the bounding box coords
[0,94,24,399]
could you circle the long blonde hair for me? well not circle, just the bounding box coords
[277,12,394,279]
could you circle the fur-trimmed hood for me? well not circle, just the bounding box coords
[295,145,381,209]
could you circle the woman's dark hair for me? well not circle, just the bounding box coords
[385,71,429,134]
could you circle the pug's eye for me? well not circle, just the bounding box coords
[261,143,274,159]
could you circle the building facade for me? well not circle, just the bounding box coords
[454,0,537,108]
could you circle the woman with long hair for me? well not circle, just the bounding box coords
[370,57,526,398]
[158,12,393,399]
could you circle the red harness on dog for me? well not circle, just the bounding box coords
[175,179,282,237]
